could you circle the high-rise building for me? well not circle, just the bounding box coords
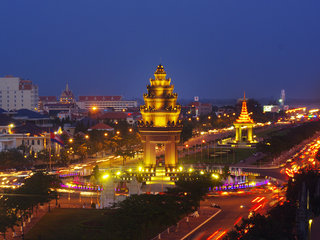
[0,76,38,111]
[279,89,285,108]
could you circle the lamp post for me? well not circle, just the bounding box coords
[185,144,189,163]
[201,139,205,163]
[213,139,216,163]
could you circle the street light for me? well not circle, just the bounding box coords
[102,174,110,179]
[8,123,14,134]
[85,135,89,139]
[212,173,219,179]
[201,140,205,162]
[69,138,73,143]
[185,144,190,162]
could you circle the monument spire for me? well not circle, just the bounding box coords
[139,64,182,168]
[236,93,253,123]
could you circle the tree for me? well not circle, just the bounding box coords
[37,149,50,162]
[287,170,320,217]
[107,131,142,166]
[0,149,30,170]
[1,172,61,238]
[91,165,101,184]
[180,120,194,142]
[224,202,296,240]
[222,165,231,180]
[57,149,71,166]
[113,194,188,239]
[0,206,17,240]
[167,172,221,210]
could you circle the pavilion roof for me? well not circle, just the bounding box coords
[235,93,254,124]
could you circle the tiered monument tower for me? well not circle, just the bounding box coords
[138,64,182,169]
[233,93,255,144]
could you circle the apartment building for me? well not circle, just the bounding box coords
[0,76,38,111]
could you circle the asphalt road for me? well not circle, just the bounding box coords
[184,190,275,240]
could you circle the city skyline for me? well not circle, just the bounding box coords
[0,1,320,100]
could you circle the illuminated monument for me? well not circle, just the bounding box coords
[233,93,255,144]
[138,65,182,168]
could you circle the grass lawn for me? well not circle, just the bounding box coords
[26,208,111,240]
[179,147,256,165]
[255,125,290,139]
[26,206,171,240]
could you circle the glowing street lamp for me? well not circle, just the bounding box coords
[212,173,219,179]
[85,135,89,139]
[8,123,14,134]
[69,138,73,143]
[185,144,190,162]
[201,140,205,162]
[102,174,110,179]
[91,106,97,111]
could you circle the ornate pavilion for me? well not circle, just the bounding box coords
[232,93,257,146]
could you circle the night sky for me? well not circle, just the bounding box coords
[1,0,320,100]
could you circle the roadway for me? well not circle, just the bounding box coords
[184,188,280,240]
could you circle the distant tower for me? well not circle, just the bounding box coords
[139,64,182,168]
[279,89,285,109]
[233,93,255,143]
[60,83,75,104]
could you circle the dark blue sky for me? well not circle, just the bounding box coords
[1,0,320,100]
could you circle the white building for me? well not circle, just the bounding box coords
[0,133,48,153]
[77,96,138,112]
[0,76,38,111]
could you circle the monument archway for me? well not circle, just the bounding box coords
[138,65,182,168]
[139,128,181,168]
